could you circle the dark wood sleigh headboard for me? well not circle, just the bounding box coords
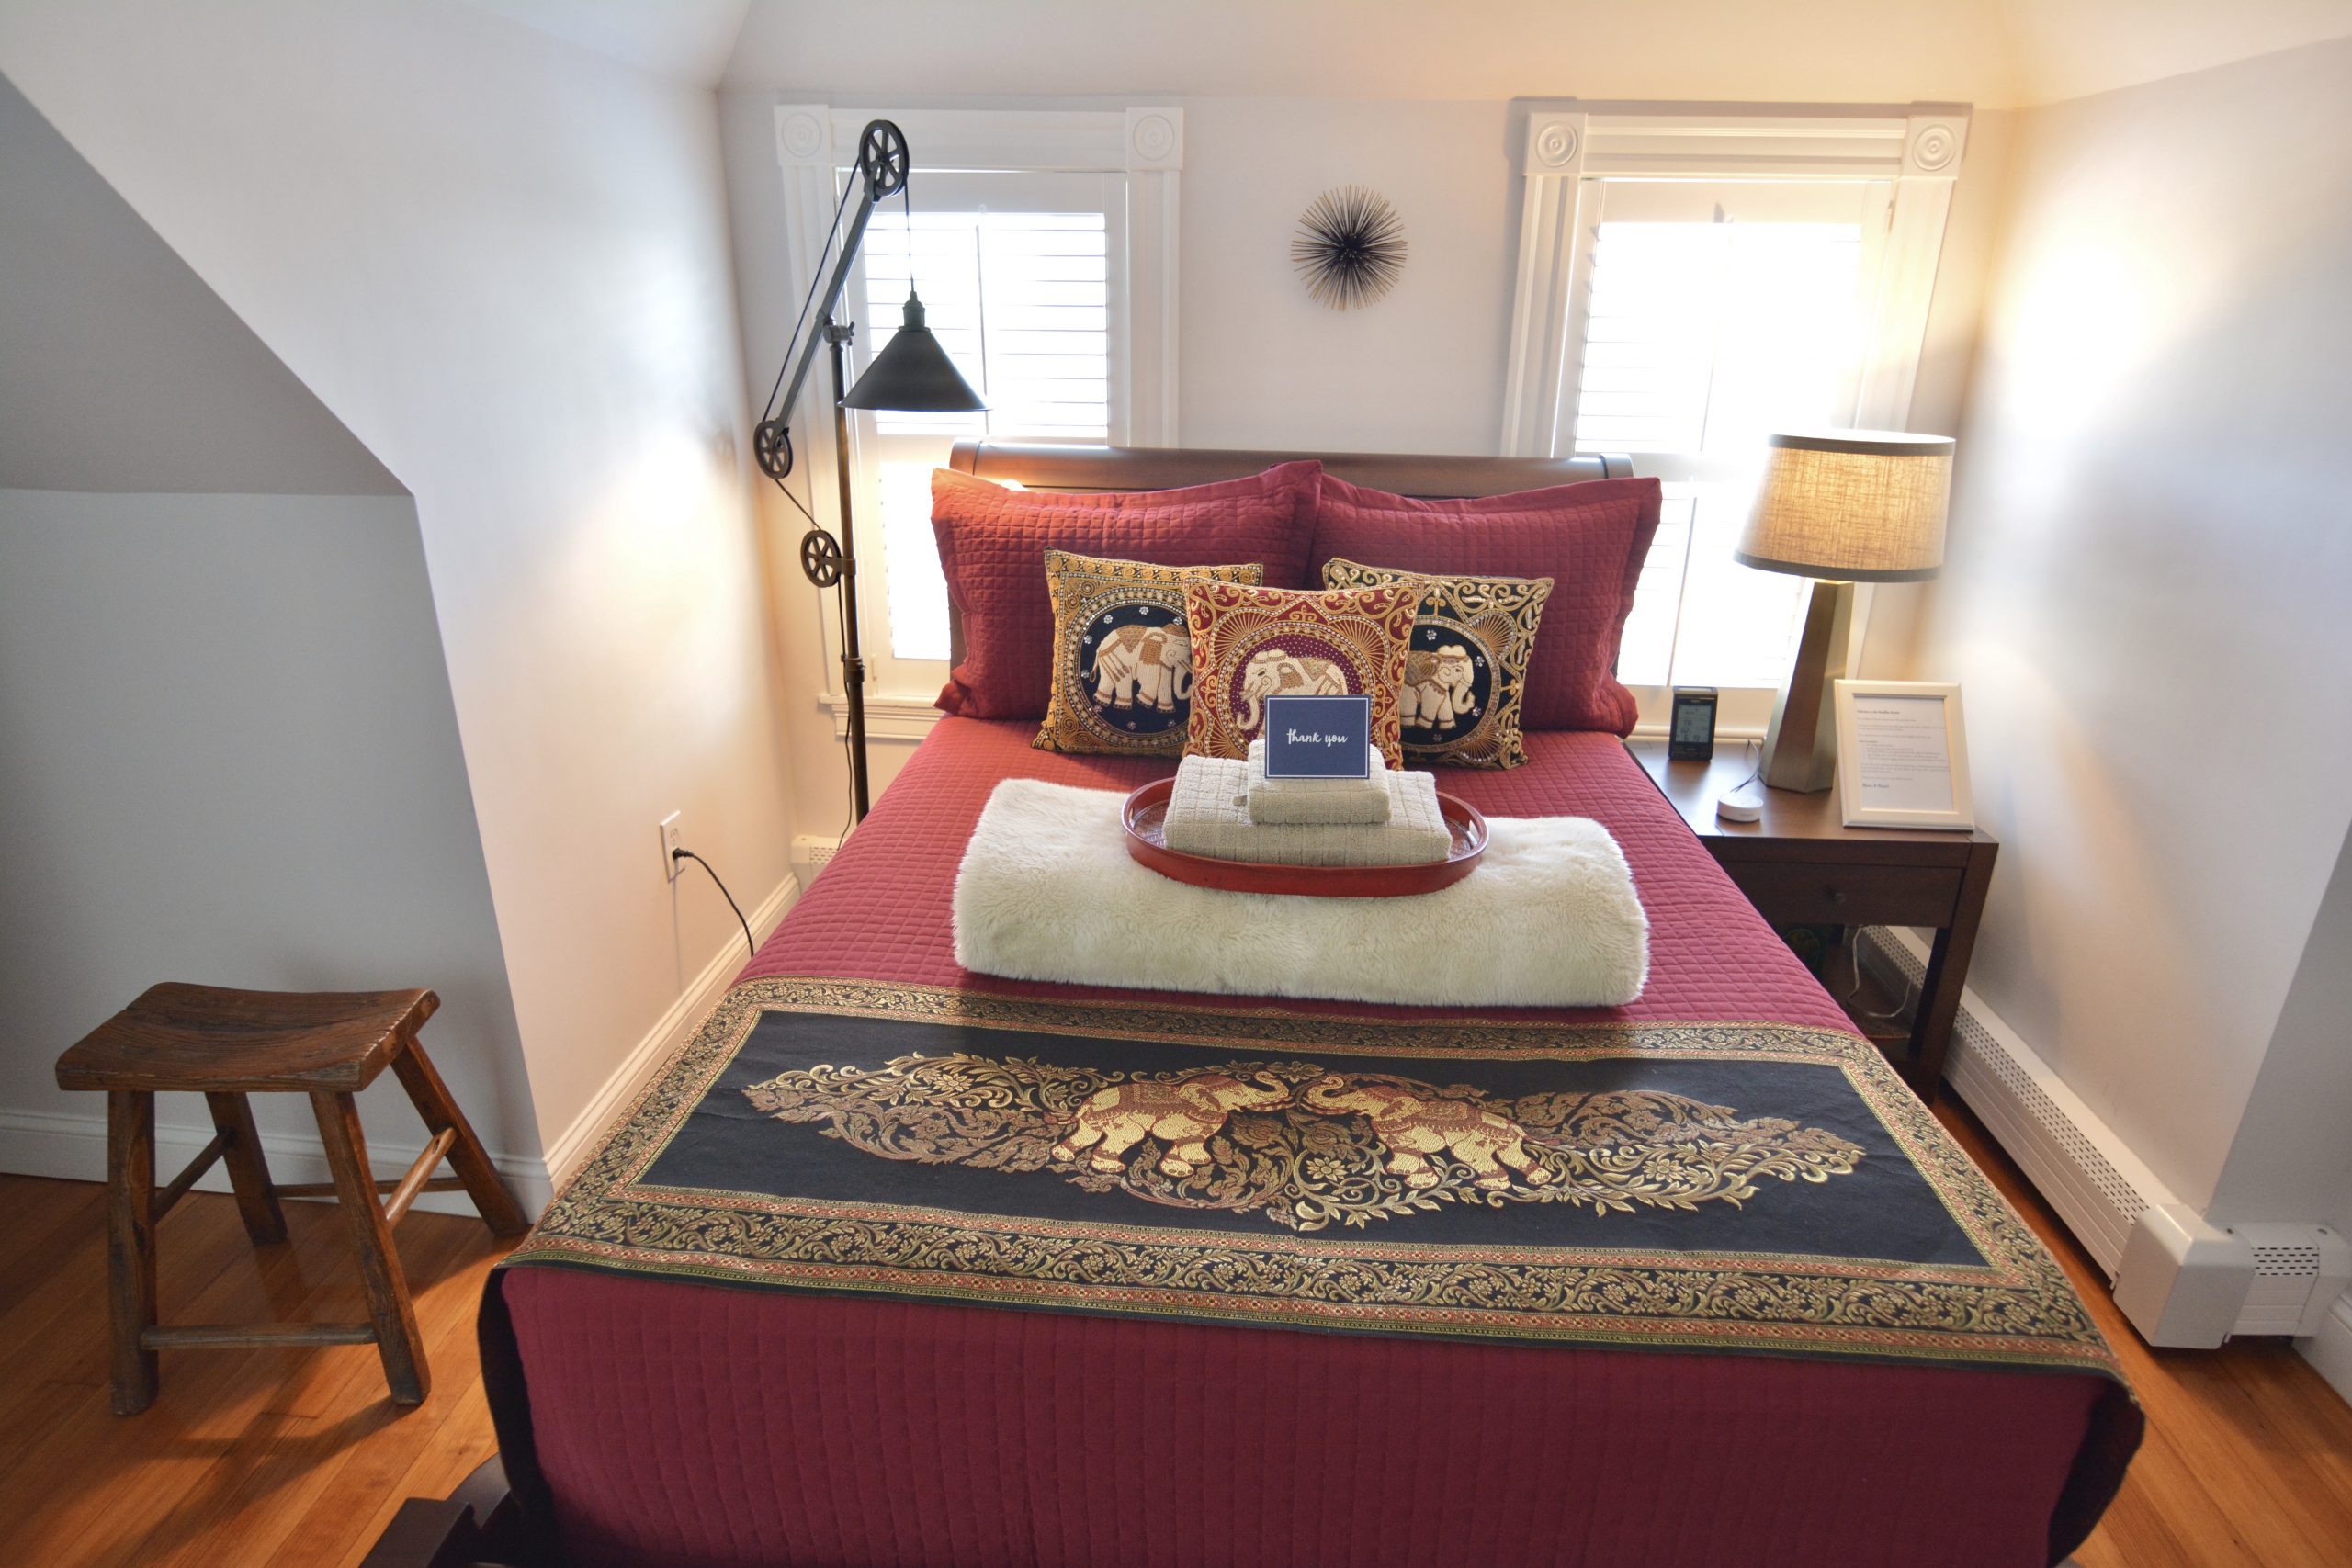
[945,442,1633,497]
[938,443,1635,666]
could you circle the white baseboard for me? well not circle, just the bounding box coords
[2301,1293,2352,1408]
[0,1103,554,1220]
[0,872,799,1223]
[537,871,799,1193]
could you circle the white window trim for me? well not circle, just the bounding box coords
[772,104,1183,715]
[1500,103,1968,457]
[1499,104,1968,729]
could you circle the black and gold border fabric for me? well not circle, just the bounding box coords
[504,977,2130,1384]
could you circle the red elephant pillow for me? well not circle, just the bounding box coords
[1309,474,1663,735]
[931,462,1321,720]
[1033,549,1265,757]
[1322,558,1552,770]
[1181,578,1424,768]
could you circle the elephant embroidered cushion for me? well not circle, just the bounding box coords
[1033,550,1266,756]
[1321,558,1552,770]
[1181,578,1424,768]
[1308,474,1662,735]
[931,462,1322,720]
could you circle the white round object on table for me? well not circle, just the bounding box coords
[1715,783,1765,823]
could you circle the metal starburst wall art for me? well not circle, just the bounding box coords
[1291,186,1407,310]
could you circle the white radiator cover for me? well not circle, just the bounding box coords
[1859,926,2350,1349]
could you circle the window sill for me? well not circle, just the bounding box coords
[818,692,945,743]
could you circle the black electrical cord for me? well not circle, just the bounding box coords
[671,848,754,961]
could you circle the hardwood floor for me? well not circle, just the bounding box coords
[0,1175,512,1566]
[1933,1100,2352,1567]
[0,1108,2346,1565]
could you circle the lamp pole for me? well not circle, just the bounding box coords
[825,320,871,819]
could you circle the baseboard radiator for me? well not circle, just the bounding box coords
[1859,926,2348,1350]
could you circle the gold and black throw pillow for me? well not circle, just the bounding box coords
[1034,550,1265,756]
[1321,558,1553,769]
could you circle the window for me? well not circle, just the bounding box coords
[1502,107,1967,732]
[849,175,1122,664]
[1567,180,1889,694]
[772,107,1182,709]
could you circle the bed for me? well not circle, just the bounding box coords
[474,446,2137,1568]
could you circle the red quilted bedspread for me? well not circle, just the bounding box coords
[491,720,2125,1568]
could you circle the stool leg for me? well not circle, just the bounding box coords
[203,1091,286,1245]
[309,1090,429,1405]
[106,1090,159,1416]
[390,1042,530,1235]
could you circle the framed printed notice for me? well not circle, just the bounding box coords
[1833,681,1974,830]
[1262,694,1372,779]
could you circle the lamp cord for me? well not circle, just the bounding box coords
[671,849,755,961]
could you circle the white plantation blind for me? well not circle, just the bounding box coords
[858,209,1112,440]
[846,170,1126,666]
[1562,179,1887,694]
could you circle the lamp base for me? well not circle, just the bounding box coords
[1759,579,1855,794]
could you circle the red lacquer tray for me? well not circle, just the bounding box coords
[1120,778,1487,897]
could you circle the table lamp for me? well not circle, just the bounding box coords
[1735,430,1953,793]
[748,120,987,822]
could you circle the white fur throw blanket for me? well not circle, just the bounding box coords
[955,779,1649,1008]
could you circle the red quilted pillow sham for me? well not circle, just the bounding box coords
[932,462,1321,719]
[1308,474,1663,734]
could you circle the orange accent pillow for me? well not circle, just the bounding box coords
[1182,579,1424,768]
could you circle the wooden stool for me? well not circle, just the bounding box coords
[54,984,530,1415]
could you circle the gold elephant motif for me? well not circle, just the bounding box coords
[1091,621,1195,713]
[1051,1069,1294,1178]
[1302,1074,1555,1192]
[1236,649,1349,731]
[1401,644,1477,734]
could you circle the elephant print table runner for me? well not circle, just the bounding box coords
[503,977,2125,1380]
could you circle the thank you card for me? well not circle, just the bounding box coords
[1263,694,1372,778]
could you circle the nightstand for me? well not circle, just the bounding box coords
[1628,739,1997,1101]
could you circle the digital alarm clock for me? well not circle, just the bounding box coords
[1668,687,1718,761]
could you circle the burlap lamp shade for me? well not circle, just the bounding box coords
[1736,432,1953,581]
[1737,431,1954,792]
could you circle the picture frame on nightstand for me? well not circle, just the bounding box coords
[1833,680,1974,830]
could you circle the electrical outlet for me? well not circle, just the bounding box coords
[659,812,684,881]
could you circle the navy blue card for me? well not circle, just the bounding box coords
[1262,694,1372,778]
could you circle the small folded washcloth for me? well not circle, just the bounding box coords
[1245,738,1390,825]
[1165,755,1450,866]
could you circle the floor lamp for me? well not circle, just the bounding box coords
[749,119,987,822]
[1735,431,1953,793]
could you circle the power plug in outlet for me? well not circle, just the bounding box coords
[659,812,684,881]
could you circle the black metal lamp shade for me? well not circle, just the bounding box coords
[842,293,987,412]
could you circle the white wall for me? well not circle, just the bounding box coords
[719,0,2352,108]
[2208,823,2352,1232]
[0,69,534,1200]
[1895,38,2352,1213]
[0,0,799,1164]
[0,491,537,1178]
[1178,99,1515,457]
[0,75,400,497]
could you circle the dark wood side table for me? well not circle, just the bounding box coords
[1628,740,1997,1101]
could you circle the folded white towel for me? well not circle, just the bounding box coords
[1245,738,1390,825]
[1164,755,1450,866]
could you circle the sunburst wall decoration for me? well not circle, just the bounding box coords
[1292,186,1406,310]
